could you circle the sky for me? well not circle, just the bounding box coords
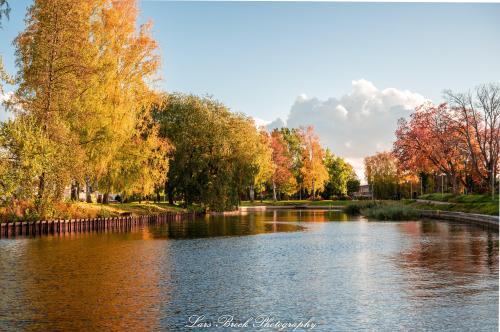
[1,1,500,180]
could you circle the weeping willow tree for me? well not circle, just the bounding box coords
[154,94,273,211]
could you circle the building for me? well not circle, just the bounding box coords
[352,184,372,199]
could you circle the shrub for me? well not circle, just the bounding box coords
[361,205,420,221]
[344,201,379,214]
[97,208,112,218]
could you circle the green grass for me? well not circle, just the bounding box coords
[408,193,499,216]
[344,201,420,220]
[344,201,379,214]
[404,200,498,216]
[68,201,186,218]
[419,193,498,204]
[361,204,420,221]
[0,201,187,223]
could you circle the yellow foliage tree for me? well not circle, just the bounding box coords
[300,126,329,199]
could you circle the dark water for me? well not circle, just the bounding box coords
[0,210,497,331]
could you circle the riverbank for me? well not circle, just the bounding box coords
[0,211,199,238]
[404,194,498,216]
[240,196,499,216]
[238,201,499,229]
[0,201,186,223]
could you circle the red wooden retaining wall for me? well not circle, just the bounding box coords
[0,212,198,238]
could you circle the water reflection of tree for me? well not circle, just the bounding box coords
[395,221,498,301]
[0,233,168,331]
[148,212,305,239]
[270,210,354,223]
[146,209,358,239]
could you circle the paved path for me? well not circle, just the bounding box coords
[420,210,498,229]
[415,199,453,205]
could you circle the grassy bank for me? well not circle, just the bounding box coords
[361,204,420,220]
[343,194,498,220]
[0,201,186,222]
[409,194,498,216]
[344,201,420,220]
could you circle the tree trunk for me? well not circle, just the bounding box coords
[311,179,315,199]
[85,176,92,203]
[165,181,174,204]
[272,181,277,201]
[37,172,46,214]
[103,192,109,204]
[71,181,78,201]
[490,167,495,200]
[38,172,45,200]
[249,184,255,202]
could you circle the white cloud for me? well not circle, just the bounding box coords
[279,79,428,182]
[252,116,271,129]
[335,105,348,117]
[266,118,285,131]
[0,91,15,122]
[296,93,309,102]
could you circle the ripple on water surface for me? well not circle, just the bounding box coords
[0,210,497,331]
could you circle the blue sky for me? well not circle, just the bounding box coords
[1,1,499,178]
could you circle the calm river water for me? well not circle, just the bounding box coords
[0,210,497,331]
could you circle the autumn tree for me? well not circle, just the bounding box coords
[247,130,274,201]
[87,0,162,202]
[364,152,399,199]
[0,0,12,100]
[274,128,304,198]
[98,107,169,203]
[1,0,164,217]
[299,126,328,199]
[0,115,74,213]
[269,130,296,200]
[11,0,101,214]
[445,84,500,197]
[393,103,466,194]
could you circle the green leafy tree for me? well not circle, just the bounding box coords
[322,150,359,199]
[155,94,266,211]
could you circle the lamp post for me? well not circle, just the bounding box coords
[441,173,444,198]
[371,175,374,201]
[420,174,423,196]
[491,166,495,201]
[442,174,444,197]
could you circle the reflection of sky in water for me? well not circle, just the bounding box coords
[0,211,497,331]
